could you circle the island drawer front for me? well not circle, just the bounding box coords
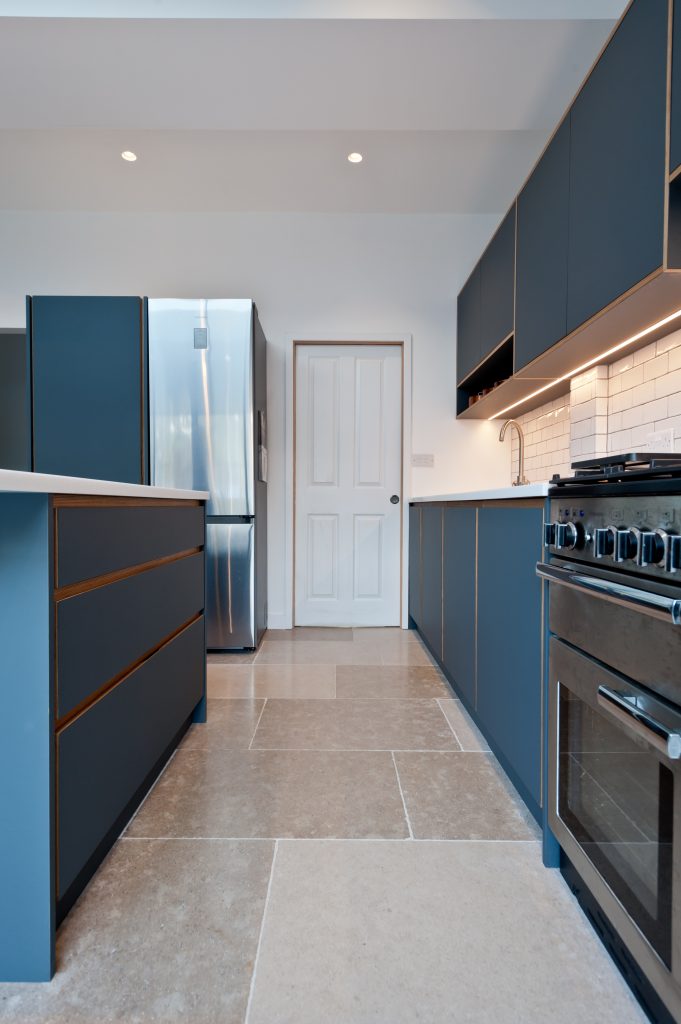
[57,617,204,900]
[56,552,204,721]
[55,504,204,589]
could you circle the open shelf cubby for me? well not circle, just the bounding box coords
[456,335,514,416]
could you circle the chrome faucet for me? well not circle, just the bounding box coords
[499,419,530,487]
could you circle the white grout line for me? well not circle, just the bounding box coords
[435,698,463,751]
[391,751,414,840]
[120,835,541,844]
[244,839,279,1024]
[122,748,178,833]
[248,698,268,750]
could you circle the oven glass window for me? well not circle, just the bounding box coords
[559,685,673,968]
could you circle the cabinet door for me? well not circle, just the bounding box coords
[567,0,667,334]
[515,118,570,372]
[442,507,476,706]
[456,265,481,384]
[408,504,422,627]
[420,505,443,660]
[671,0,681,174]
[480,205,515,358]
[477,507,543,814]
[31,296,145,483]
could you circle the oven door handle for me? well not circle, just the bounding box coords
[536,561,681,625]
[597,686,681,759]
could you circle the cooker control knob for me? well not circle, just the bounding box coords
[655,530,681,573]
[634,530,664,567]
[593,527,614,559]
[611,528,638,563]
[555,522,581,550]
[544,522,557,546]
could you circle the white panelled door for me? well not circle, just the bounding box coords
[295,344,402,626]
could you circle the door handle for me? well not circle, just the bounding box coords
[390,495,400,505]
[597,685,681,760]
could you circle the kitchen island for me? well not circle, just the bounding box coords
[409,483,555,861]
[0,470,209,982]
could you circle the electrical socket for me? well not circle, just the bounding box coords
[647,428,675,453]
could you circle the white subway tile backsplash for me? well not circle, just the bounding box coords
[504,326,681,484]
[643,353,669,381]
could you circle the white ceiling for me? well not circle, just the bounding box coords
[0,7,627,213]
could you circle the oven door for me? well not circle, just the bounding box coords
[550,636,678,968]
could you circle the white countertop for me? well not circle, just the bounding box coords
[410,482,551,503]
[0,469,209,501]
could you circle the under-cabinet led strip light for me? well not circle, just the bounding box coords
[488,306,681,420]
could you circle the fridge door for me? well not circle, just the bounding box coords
[148,298,254,516]
[206,521,255,649]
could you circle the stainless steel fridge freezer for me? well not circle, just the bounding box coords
[147,298,268,650]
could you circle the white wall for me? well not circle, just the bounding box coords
[0,210,510,626]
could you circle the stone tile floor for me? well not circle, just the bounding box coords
[0,628,646,1023]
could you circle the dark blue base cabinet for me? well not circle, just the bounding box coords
[409,500,545,824]
[0,493,207,981]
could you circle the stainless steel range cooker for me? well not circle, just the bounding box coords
[537,454,681,1024]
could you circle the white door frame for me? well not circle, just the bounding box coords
[276,334,412,631]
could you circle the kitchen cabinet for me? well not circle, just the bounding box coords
[0,481,206,982]
[442,507,476,707]
[566,0,667,334]
[420,505,443,659]
[480,205,515,357]
[0,330,30,471]
[671,0,681,174]
[456,265,481,384]
[476,507,543,817]
[408,504,422,627]
[408,499,545,824]
[515,118,570,373]
[29,296,147,484]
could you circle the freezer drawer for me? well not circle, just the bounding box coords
[206,522,255,649]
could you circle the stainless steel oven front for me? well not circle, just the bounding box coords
[539,555,681,1019]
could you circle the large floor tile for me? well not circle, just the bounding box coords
[180,698,265,750]
[207,650,258,665]
[255,641,382,666]
[379,641,437,666]
[126,748,409,839]
[265,627,353,642]
[394,751,539,840]
[208,663,336,699]
[251,698,459,751]
[352,627,419,643]
[437,697,491,751]
[247,840,645,1024]
[336,664,449,699]
[0,838,274,1024]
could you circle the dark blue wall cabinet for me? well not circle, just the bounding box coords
[567,0,668,334]
[420,505,443,659]
[456,265,481,384]
[442,507,476,707]
[408,504,422,626]
[671,0,681,173]
[515,117,570,373]
[30,296,146,483]
[476,507,543,816]
[480,205,515,356]
[0,329,31,471]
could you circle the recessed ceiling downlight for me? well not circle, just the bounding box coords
[347,152,363,163]
[121,151,137,162]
